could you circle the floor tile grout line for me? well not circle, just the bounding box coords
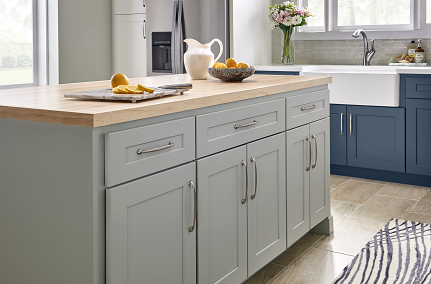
[401,189,430,219]
[374,193,425,202]
[330,176,352,191]
[344,182,390,217]
[313,246,356,257]
[267,234,326,284]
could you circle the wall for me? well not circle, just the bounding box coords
[272,29,431,65]
[58,0,112,84]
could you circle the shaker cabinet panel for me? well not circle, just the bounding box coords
[106,162,196,284]
[346,106,405,172]
[246,133,286,276]
[197,147,248,284]
[286,125,310,247]
[113,0,146,15]
[113,14,147,78]
[406,99,431,176]
[330,104,347,166]
[309,118,330,228]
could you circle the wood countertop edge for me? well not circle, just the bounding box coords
[0,76,331,127]
[92,77,331,127]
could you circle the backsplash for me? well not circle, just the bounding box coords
[271,30,431,65]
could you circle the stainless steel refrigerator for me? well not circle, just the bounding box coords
[146,0,230,76]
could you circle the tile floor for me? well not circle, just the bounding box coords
[245,175,431,284]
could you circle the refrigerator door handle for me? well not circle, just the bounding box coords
[177,1,186,74]
[171,1,178,74]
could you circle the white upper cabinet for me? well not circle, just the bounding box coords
[113,0,146,14]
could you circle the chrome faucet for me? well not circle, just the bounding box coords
[352,29,375,66]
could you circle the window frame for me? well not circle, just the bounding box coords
[296,0,431,40]
[0,0,58,90]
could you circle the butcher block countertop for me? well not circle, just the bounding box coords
[0,74,331,127]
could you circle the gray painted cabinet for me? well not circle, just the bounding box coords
[286,118,330,246]
[197,147,248,284]
[106,163,197,284]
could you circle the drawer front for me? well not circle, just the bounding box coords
[105,117,195,187]
[286,90,329,130]
[196,99,285,158]
[406,76,431,99]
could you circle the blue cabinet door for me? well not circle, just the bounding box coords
[406,99,431,176]
[330,104,347,165]
[347,106,405,172]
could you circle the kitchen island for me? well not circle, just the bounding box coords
[0,74,332,284]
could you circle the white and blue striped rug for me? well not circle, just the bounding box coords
[332,219,431,284]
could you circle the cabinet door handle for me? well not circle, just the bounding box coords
[306,137,311,171]
[341,112,344,135]
[250,157,258,200]
[143,20,146,39]
[312,134,317,169]
[137,141,173,154]
[142,0,146,7]
[301,104,316,111]
[188,181,196,233]
[241,160,248,204]
[350,113,353,136]
[234,120,257,129]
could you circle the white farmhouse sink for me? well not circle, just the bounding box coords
[301,65,400,107]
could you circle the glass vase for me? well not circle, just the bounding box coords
[281,27,294,65]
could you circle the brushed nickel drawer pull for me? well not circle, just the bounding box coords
[188,181,196,232]
[137,141,173,154]
[306,137,311,171]
[341,112,344,135]
[301,105,316,111]
[143,20,146,39]
[241,160,248,204]
[350,113,353,136]
[312,134,317,169]
[250,157,258,200]
[234,120,257,129]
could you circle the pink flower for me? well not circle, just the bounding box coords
[294,7,306,15]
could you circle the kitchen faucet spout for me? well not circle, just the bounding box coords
[352,29,375,66]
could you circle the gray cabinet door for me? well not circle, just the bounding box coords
[106,163,196,284]
[197,146,248,284]
[247,133,287,276]
[286,125,310,247]
[309,118,330,228]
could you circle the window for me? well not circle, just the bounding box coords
[0,0,35,88]
[427,0,431,23]
[337,0,411,27]
[302,0,325,30]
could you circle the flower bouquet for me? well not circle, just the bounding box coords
[269,1,312,64]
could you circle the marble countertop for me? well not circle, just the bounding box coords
[0,74,331,127]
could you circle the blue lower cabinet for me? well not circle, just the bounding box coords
[406,99,431,176]
[347,105,405,172]
[330,104,347,166]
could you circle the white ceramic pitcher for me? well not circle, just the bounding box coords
[184,38,223,80]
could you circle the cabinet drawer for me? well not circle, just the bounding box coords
[105,117,195,187]
[406,75,431,99]
[196,99,285,158]
[286,90,329,130]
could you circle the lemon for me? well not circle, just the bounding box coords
[111,73,129,88]
[126,85,144,94]
[215,63,227,69]
[225,58,238,68]
[137,84,155,93]
[212,62,218,68]
[237,62,250,68]
[229,67,236,69]
[118,85,132,94]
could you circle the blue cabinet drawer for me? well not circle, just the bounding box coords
[406,75,431,99]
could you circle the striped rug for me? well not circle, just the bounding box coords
[332,219,431,284]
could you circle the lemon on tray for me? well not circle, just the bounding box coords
[110,73,129,88]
